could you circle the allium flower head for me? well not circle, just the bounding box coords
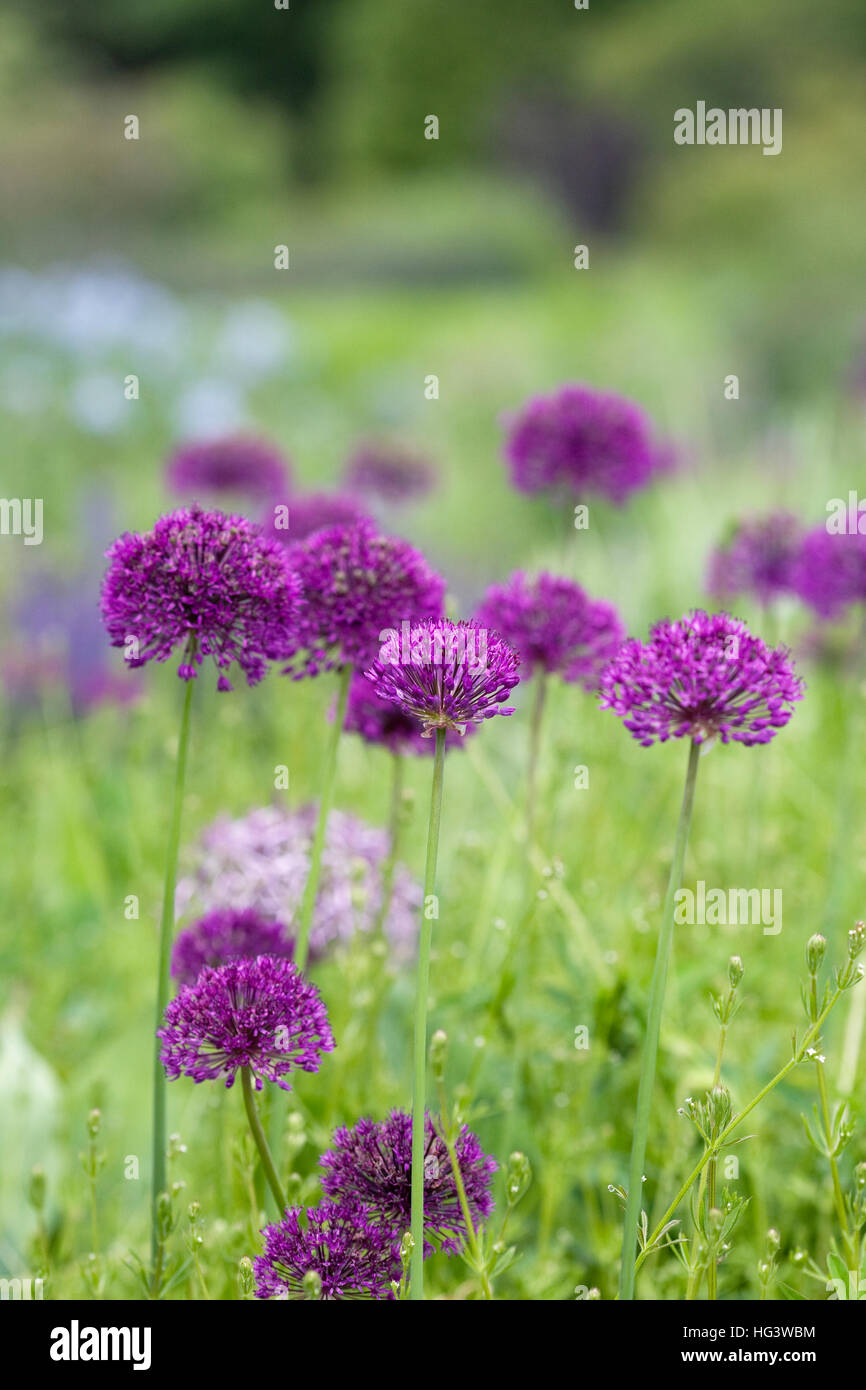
[707,513,803,606]
[504,382,662,505]
[254,1202,400,1300]
[365,618,520,736]
[165,435,291,504]
[268,490,368,548]
[343,443,436,505]
[176,804,421,962]
[158,954,333,1091]
[792,526,866,620]
[341,671,471,755]
[171,907,294,987]
[320,1110,496,1253]
[475,570,624,690]
[100,505,302,690]
[282,518,445,677]
[599,610,804,748]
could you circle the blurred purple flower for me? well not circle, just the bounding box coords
[599,610,804,748]
[171,907,294,987]
[792,526,866,620]
[175,804,421,963]
[504,382,664,505]
[707,513,803,606]
[343,443,436,506]
[475,571,624,690]
[165,435,291,505]
[282,519,445,678]
[341,672,471,755]
[266,490,368,549]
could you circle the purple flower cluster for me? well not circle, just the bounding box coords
[474,571,624,689]
[365,618,520,737]
[504,383,663,505]
[707,513,803,606]
[600,610,804,747]
[100,506,302,690]
[342,672,472,755]
[171,907,294,987]
[343,444,436,505]
[254,1202,400,1300]
[158,954,333,1091]
[268,490,368,549]
[175,804,421,962]
[319,1110,497,1254]
[792,526,866,620]
[281,519,445,677]
[165,435,291,504]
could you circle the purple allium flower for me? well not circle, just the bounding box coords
[254,1202,400,1300]
[100,505,303,691]
[165,435,291,504]
[504,382,663,505]
[343,443,436,505]
[176,805,421,961]
[267,490,368,548]
[158,954,333,1091]
[474,571,624,690]
[365,618,520,737]
[706,513,803,606]
[320,1110,497,1254]
[599,610,804,748]
[341,671,472,755]
[792,526,866,620]
[171,907,294,987]
[282,519,445,677]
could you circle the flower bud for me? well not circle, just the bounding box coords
[848,922,865,960]
[806,934,826,975]
[238,1256,254,1296]
[506,1151,532,1205]
[728,955,745,989]
[302,1269,323,1300]
[87,1108,101,1140]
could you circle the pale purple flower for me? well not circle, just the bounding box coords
[176,804,421,962]
[707,513,803,606]
[165,435,291,504]
[792,526,866,620]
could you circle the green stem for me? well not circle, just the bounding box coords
[635,981,851,1282]
[526,674,547,853]
[811,976,855,1266]
[618,738,700,1301]
[410,728,447,1301]
[295,663,352,973]
[435,1078,492,1299]
[151,675,195,1291]
[375,750,404,939]
[241,1067,287,1215]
